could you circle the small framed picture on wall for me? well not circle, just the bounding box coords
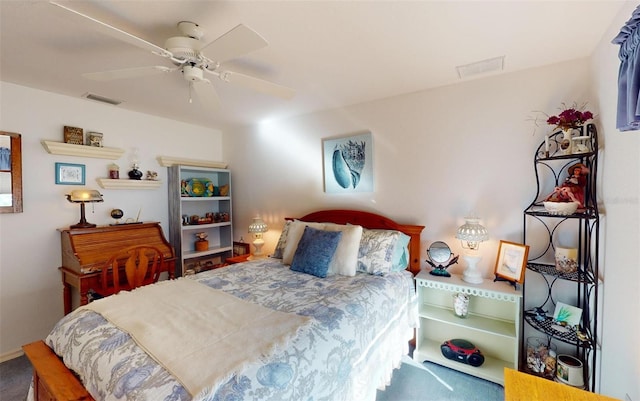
[55,162,85,185]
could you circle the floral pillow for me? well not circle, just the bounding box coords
[271,220,292,259]
[357,229,408,275]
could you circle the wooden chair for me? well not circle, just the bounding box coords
[93,245,165,298]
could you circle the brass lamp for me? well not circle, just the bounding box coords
[247,217,268,258]
[66,189,103,228]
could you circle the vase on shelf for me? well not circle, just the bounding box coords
[560,128,573,155]
[128,163,143,180]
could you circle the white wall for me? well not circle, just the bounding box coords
[225,59,638,399]
[0,82,223,358]
[591,2,640,399]
[227,61,594,274]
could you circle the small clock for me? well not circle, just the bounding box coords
[110,208,124,224]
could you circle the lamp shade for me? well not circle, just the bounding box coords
[66,189,103,203]
[456,217,488,284]
[248,217,268,234]
[65,189,103,229]
[455,217,488,250]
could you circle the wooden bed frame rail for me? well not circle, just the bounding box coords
[22,340,95,401]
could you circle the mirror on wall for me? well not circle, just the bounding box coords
[0,131,23,213]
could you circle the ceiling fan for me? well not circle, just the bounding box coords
[50,1,295,110]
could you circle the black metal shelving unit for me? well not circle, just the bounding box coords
[522,123,600,391]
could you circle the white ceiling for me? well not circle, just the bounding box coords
[0,1,627,130]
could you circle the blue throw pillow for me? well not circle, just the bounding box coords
[290,226,343,278]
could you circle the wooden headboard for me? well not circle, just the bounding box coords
[291,209,425,275]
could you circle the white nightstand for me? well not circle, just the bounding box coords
[414,271,522,385]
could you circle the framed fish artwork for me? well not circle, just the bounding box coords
[322,132,373,193]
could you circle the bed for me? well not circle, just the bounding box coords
[23,209,424,401]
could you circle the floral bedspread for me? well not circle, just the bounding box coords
[43,259,417,401]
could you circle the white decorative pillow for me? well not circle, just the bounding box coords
[282,220,326,265]
[323,223,363,276]
[357,229,402,275]
[271,220,292,259]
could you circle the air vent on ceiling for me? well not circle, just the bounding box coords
[82,92,122,106]
[456,56,505,79]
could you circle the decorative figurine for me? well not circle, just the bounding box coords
[525,306,548,322]
[195,232,208,252]
[544,162,589,208]
[146,170,158,180]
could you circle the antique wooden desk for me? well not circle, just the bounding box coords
[59,222,175,314]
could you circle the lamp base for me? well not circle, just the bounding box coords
[70,222,97,229]
[462,253,483,284]
[71,202,96,229]
[251,239,265,259]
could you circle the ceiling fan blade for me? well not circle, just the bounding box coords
[221,71,295,99]
[201,24,268,63]
[49,1,171,57]
[192,80,221,110]
[83,66,174,81]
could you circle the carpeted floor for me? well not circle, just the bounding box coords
[0,354,32,401]
[377,356,504,401]
[0,354,503,401]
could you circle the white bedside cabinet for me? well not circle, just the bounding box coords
[414,271,522,385]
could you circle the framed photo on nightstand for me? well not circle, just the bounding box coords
[494,240,529,283]
[233,241,250,257]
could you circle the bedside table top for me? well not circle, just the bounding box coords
[416,271,522,300]
[226,254,250,264]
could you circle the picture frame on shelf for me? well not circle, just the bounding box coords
[494,240,529,283]
[86,132,103,147]
[55,162,85,185]
[233,241,250,257]
[63,126,83,145]
[552,301,583,327]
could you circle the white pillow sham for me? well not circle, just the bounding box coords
[322,223,363,276]
[282,220,326,265]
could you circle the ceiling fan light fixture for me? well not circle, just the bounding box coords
[182,65,204,82]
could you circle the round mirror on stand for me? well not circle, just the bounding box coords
[426,241,458,277]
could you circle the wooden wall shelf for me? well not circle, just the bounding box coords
[157,155,227,168]
[96,178,161,189]
[42,140,124,160]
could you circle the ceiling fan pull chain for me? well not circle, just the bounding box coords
[189,82,193,104]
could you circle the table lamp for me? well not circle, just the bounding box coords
[455,217,489,284]
[248,217,268,258]
[66,189,103,228]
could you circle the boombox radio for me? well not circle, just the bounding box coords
[440,339,485,367]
